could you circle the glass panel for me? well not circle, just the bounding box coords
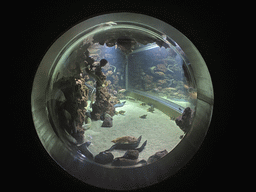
[46,21,197,167]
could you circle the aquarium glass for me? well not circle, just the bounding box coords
[45,21,197,167]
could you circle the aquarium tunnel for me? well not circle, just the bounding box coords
[31,13,214,190]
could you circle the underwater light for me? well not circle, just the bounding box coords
[31,13,213,190]
[132,43,159,53]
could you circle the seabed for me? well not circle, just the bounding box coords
[84,99,185,163]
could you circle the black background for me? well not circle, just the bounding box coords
[15,1,236,191]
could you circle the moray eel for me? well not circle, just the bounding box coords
[114,101,126,108]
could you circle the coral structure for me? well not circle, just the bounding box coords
[91,86,115,120]
[54,74,89,143]
[87,59,115,120]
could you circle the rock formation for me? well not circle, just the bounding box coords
[175,107,194,133]
[85,59,115,120]
[101,113,113,127]
[54,74,89,143]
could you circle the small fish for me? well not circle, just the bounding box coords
[118,110,126,115]
[155,71,165,77]
[118,89,126,93]
[140,103,147,106]
[139,115,147,119]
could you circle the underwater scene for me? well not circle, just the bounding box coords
[48,23,197,167]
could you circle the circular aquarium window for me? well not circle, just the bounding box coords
[31,13,213,190]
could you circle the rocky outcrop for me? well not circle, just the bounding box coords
[85,59,115,120]
[175,107,194,132]
[122,150,139,160]
[101,113,113,127]
[91,86,115,120]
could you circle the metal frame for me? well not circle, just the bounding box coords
[31,13,213,190]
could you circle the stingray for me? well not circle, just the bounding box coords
[105,136,147,152]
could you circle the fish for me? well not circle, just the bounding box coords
[106,136,147,152]
[114,101,126,108]
[155,71,165,77]
[118,89,126,93]
[139,115,147,119]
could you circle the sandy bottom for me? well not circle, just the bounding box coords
[84,99,184,163]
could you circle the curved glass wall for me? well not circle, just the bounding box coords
[32,13,213,190]
[46,21,197,165]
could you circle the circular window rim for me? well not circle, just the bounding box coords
[31,12,214,190]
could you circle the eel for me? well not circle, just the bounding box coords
[114,101,126,108]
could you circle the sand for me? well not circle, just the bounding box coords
[84,99,184,163]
